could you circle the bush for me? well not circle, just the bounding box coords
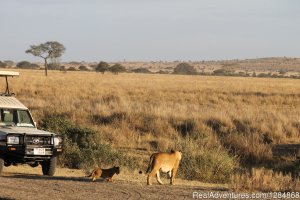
[67,67,77,71]
[96,61,109,73]
[257,73,268,78]
[238,71,249,77]
[39,116,135,169]
[59,66,66,71]
[131,68,152,74]
[173,63,197,75]
[109,64,126,75]
[0,61,7,68]
[213,68,235,76]
[16,61,39,69]
[156,70,169,74]
[3,60,14,67]
[90,64,97,69]
[177,138,236,183]
[79,65,89,71]
[167,118,236,183]
[48,63,60,70]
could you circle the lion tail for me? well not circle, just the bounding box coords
[146,154,155,174]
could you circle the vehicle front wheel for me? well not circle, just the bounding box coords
[42,157,57,176]
[0,156,4,175]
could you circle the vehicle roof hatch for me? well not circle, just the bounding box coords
[0,96,28,110]
[0,71,19,96]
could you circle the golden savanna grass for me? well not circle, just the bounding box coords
[231,168,299,192]
[3,69,300,189]
[8,70,299,143]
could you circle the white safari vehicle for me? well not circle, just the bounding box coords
[0,71,63,176]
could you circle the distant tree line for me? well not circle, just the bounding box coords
[6,58,300,79]
[8,60,127,75]
[16,61,40,69]
[14,41,299,79]
[169,62,300,79]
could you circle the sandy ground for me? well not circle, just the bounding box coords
[0,165,229,200]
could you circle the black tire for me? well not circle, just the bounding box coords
[0,156,4,175]
[42,157,57,176]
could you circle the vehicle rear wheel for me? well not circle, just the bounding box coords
[42,157,57,176]
[0,156,4,175]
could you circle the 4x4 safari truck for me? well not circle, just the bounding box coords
[0,71,63,176]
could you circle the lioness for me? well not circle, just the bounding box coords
[146,150,182,185]
[87,166,120,182]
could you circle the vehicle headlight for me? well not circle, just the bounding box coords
[54,136,62,146]
[7,136,20,144]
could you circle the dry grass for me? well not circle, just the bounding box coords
[231,168,299,192]
[2,69,300,188]
[7,69,299,143]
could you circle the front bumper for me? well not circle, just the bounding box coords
[3,144,63,163]
[0,145,63,163]
[0,133,63,163]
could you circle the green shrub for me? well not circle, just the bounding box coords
[109,63,126,75]
[156,70,169,74]
[131,68,152,74]
[40,115,136,169]
[79,65,89,71]
[213,68,235,76]
[67,67,77,71]
[96,61,109,73]
[173,63,197,75]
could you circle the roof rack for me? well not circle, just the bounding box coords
[0,71,19,95]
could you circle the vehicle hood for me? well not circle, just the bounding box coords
[0,126,56,136]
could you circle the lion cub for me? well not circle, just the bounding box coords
[87,166,120,182]
[146,150,182,185]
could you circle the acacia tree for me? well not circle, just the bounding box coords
[109,63,126,75]
[96,61,109,74]
[26,41,66,76]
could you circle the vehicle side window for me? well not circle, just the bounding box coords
[3,110,13,122]
[18,110,32,124]
[0,109,16,125]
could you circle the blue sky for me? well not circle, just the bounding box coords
[0,0,300,62]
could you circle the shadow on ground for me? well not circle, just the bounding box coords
[3,172,230,192]
[2,173,106,183]
[0,197,16,200]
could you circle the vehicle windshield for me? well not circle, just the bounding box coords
[0,109,34,127]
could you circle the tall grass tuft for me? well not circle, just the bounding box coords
[231,168,299,191]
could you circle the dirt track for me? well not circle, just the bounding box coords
[0,166,228,200]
